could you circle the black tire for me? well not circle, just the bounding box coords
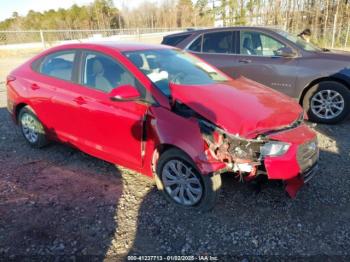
[18,106,48,148]
[155,148,221,211]
[303,81,350,124]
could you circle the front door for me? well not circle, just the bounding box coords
[74,50,148,168]
[234,30,299,97]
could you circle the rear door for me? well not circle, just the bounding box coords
[30,49,82,142]
[187,30,241,77]
[234,30,299,97]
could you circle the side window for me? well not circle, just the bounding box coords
[188,35,202,52]
[202,31,233,54]
[82,52,139,93]
[39,51,75,81]
[240,31,285,56]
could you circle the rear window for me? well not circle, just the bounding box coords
[202,31,234,54]
[162,34,191,46]
[38,51,76,81]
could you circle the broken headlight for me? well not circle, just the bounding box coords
[260,141,290,157]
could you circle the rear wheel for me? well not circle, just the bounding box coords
[155,148,221,211]
[303,81,350,124]
[18,106,48,148]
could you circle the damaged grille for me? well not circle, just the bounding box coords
[198,120,265,164]
[297,139,319,172]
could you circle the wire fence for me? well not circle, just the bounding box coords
[0,26,349,50]
[0,28,191,49]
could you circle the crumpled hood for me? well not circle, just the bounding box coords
[170,77,303,138]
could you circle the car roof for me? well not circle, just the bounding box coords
[165,26,282,37]
[51,41,174,52]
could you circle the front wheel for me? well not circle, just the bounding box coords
[155,148,222,211]
[303,81,350,124]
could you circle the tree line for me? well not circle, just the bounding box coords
[0,0,349,47]
[0,0,123,31]
[213,0,350,47]
[0,0,208,30]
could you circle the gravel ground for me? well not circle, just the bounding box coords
[0,82,350,261]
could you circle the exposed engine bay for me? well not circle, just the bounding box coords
[199,120,264,166]
[197,119,275,185]
[172,100,267,176]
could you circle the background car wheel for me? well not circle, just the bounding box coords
[18,106,48,148]
[303,81,350,124]
[155,148,221,211]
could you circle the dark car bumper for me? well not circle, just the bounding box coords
[301,163,318,183]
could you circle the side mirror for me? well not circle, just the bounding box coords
[275,47,296,58]
[109,85,141,102]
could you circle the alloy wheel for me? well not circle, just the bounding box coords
[21,113,39,143]
[311,89,345,119]
[161,159,203,206]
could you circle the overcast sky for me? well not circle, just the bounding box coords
[0,0,155,21]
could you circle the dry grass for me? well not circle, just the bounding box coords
[0,48,42,58]
[0,48,43,81]
[335,47,350,52]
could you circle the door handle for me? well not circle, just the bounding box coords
[238,59,252,64]
[30,83,40,90]
[73,96,86,105]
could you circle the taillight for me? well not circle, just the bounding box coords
[6,75,16,84]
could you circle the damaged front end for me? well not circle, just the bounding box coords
[199,119,265,180]
[196,117,318,198]
[167,82,318,198]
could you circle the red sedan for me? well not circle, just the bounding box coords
[6,42,319,210]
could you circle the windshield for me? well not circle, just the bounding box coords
[123,49,229,96]
[276,30,322,52]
